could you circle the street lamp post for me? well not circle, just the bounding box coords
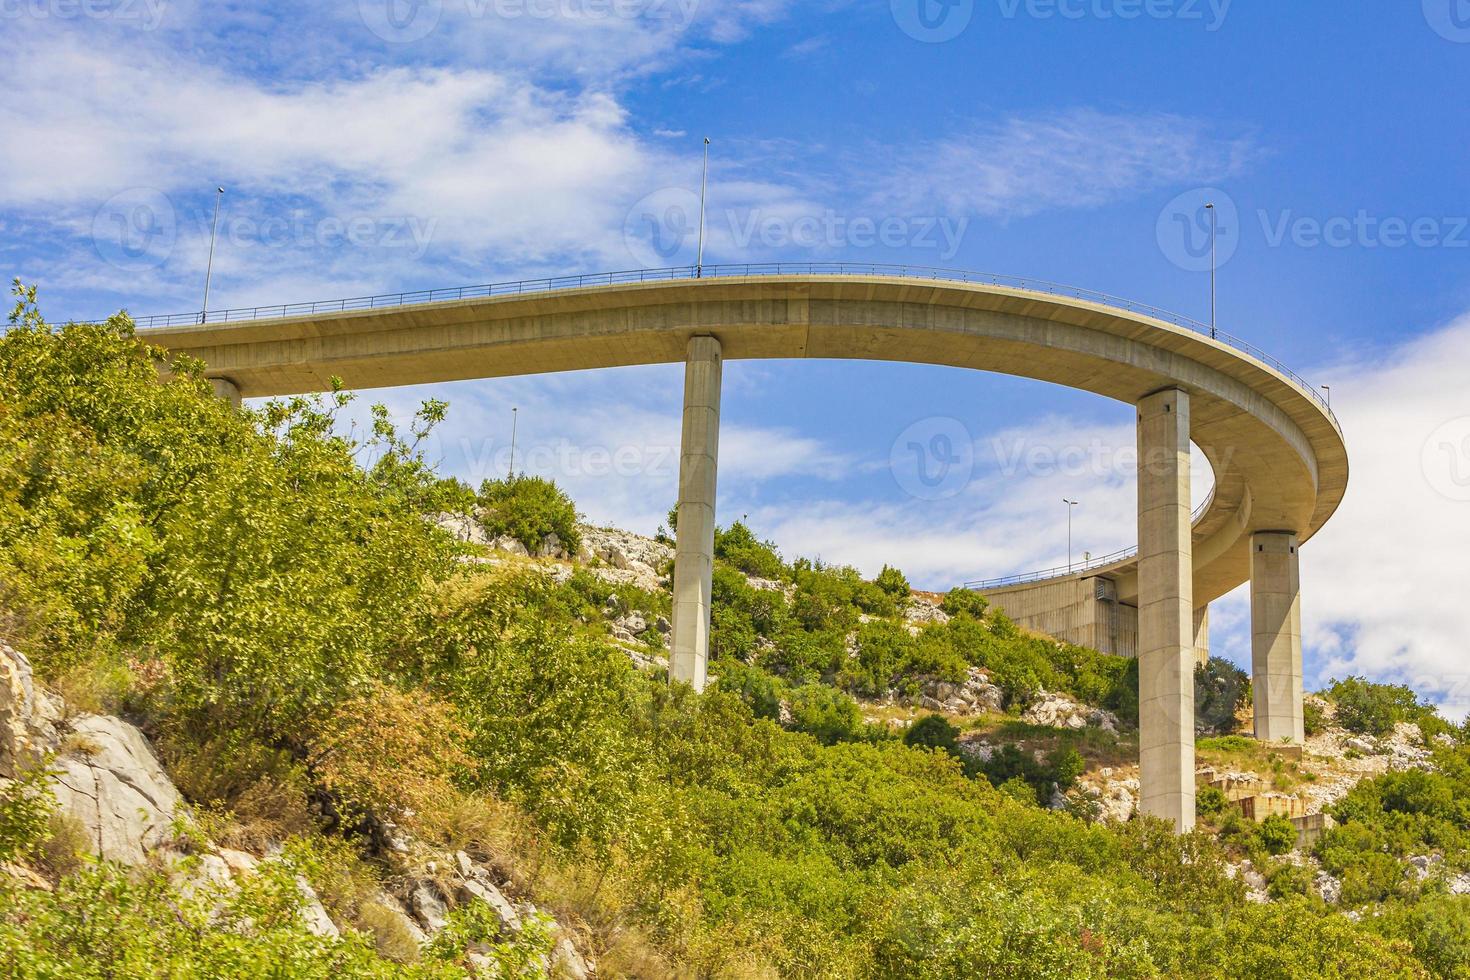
[508,407,519,481]
[1205,202,1217,340]
[202,186,225,324]
[1063,498,1079,572]
[696,137,710,278]
[1321,385,1332,408]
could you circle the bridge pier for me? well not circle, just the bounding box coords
[1193,606,1211,667]
[209,377,242,409]
[1136,388,1196,832]
[1251,532,1304,744]
[670,336,722,692]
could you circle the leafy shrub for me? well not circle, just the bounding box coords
[938,587,989,619]
[1195,659,1250,735]
[1257,814,1299,855]
[308,681,472,826]
[1265,861,1312,900]
[477,475,580,555]
[1196,785,1229,819]
[713,521,785,580]
[1303,698,1328,737]
[874,565,910,600]
[978,743,1084,802]
[904,714,960,757]
[0,763,55,865]
[787,683,868,745]
[1326,676,1432,738]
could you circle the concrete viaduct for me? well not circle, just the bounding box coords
[134,266,1348,832]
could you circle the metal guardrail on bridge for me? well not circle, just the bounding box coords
[962,494,1216,591]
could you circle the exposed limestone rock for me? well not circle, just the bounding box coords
[1023,690,1119,733]
[49,714,183,866]
[903,598,950,628]
[1316,870,1342,904]
[0,641,60,778]
[490,535,531,557]
[1074,770,1138,824]
[411,881,451,933]
[554,934,593,979]
[913,669,1005,715]
[296,876,340,938]
[460,876,521,934]
[434,512,491,546]
[956,735,995,764]
[579,526,669,592]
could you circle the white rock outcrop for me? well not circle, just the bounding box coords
[1023,690,1120,733]
[49,714,184,866]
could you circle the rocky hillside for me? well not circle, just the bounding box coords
[2,304,1466,978]
[1,639,593,977]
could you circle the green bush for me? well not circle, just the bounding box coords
[874,565,910,600]
[904,714,960,757]
[1196,785,1229,819]
[714,521,786,580]
[1258,814,1299,855]
[477,475,581,555]
[787,683,869,745]
[1195,659,1250,736]
[938,587,989,619]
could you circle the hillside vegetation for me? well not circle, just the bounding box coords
[2,288,1468,978]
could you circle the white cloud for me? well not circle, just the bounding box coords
[1301,313,1470,720]
[876,109,1256,219]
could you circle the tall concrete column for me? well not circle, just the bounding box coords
[1251,531,1304,744]
[670,336,722,692]
[1136,388,1196,832]
[209,377,242,410]
[1193,606,1211,668]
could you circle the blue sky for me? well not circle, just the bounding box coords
[5,1,1470,715]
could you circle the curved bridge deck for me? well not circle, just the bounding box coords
[137,265,1346,613]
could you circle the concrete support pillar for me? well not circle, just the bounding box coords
[1136,388,1196,832]
[1193,606,1210,668]
[209,377,242,410]
[670,336,722,692]
[1251,531,1304,744]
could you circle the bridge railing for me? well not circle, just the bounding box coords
[962,493,1216,592]
[95,262,1337,426]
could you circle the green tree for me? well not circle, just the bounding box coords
[477,475,581,555]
